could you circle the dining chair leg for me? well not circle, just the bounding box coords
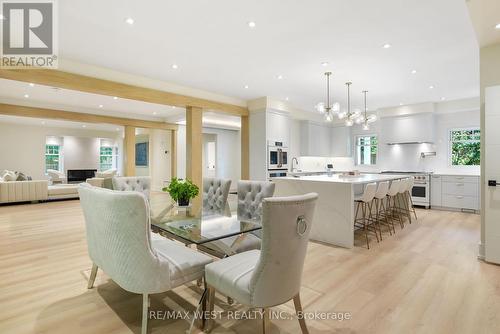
[381,199,395,235]
[142,293,149,334]
[205,286,216,333]
[293,294,309,334]
[262,308,270,334]
[87,263,98,289]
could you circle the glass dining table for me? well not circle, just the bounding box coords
[151,205,262,258]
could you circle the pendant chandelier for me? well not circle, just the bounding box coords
[338,82,361,126]
[356,90,377,130]
[315,72,340,122]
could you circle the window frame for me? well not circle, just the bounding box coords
[354,134,378,166]
[99,145,118,171]
[45,144,62,172]
[448,127,480,168]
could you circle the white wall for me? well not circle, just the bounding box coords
[176,125,241,188]
[63,136,100,172]
[0,122,121,180]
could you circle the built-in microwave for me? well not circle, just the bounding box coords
[268,141,288,170]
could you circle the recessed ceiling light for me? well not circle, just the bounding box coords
[244,85,249,89]
[496,23,500,29]
[411,70,417,74]
[23,94,29,98]
[113,96,118,100]
[115,128,120,131]
[276,75,283,80]
[172,106,176,109]
[383,43,392,49]
[248,21,256,28]
[125,17,134,25]
[29,83,35,87]
[399,103,404,106]
[153,112,157,115]
[98,104,103,108]
[441,97,446,101]
[41,121,46,125]
[321,62,329,67]
[82,125,86,128]
[171,64,178,70]
[429,85,435,89]
[285,97,289,101]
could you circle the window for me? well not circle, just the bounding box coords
[450,128,480,166]
[45,144,61,171]
[355,135,378,165]
[99,145,118,171]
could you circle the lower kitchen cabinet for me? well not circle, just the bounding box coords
[431,174,479,212]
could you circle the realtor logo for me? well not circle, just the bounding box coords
[1,0,58,68]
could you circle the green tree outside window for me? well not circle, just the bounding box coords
[450,129,480,166]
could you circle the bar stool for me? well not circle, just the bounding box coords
[406,177,418,221]
[354,182,378,249]
[387,179,404,229]
[373,181,395,237]
[397,178,413,224]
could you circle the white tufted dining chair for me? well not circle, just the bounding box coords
[78,183,212,334]
[237,180,276,222]
[203,178,231,215]
[204,193,318,333]
[112,176,151,201]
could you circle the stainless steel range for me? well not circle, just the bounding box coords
[381,171,431,209]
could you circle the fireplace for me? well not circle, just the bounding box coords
[67,169,97,183]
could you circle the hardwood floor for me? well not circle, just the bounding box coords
[1,194,499,334]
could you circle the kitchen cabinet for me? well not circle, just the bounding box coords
[331,126,352,157]
[381,113,435,144]
[431,174,479,211]
[266,110,290,144]
[430,175,442,207]
[300,121,331,157]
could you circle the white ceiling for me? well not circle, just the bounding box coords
[57,0,480,112]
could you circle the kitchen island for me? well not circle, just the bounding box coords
[273,174,409,248]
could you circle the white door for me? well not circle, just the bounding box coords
[485,85,500,263]
[202,134,217,179]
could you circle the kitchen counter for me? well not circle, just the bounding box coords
[432,171,480,176]
[281,173,411,184]
[273,173,409,248]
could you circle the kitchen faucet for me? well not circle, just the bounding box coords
[291,157,299,172]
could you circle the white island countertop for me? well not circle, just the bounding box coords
[279,173,410,184]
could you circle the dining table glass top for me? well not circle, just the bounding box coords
[151,206,262,246]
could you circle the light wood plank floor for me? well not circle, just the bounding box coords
[1,193,499,334]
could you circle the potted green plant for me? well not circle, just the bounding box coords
[162,177,199,207]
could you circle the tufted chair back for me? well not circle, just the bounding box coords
[203,178,231,214]
[112,177,151,201]
[249,193,318,307]
[237,180,275,221]
[78,183,171,294]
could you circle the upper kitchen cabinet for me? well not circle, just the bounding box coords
[331,125,352,157]
[300,120,331,157]
[266,110,290,144]
[381,113,435,144]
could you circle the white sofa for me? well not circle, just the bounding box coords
[0,180,49,204]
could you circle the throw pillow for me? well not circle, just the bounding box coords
[2,170,17,182]
[16,172,28,181]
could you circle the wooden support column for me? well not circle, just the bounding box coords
[241,115,250,180]
[171,130,177,178]
[186,106,203,213]
[124,126,136,176]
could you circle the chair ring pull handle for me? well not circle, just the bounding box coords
[296,215,307,236]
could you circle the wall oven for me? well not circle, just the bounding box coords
[267,141,288,170]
